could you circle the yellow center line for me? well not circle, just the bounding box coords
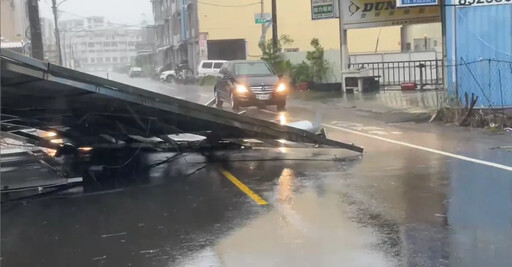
[219,168,268,205]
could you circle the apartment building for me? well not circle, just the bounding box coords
[149,0,198,72]
[59,17,142,72]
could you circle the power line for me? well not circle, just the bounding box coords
[197,1,260,7]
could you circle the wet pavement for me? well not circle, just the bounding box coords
[2,73,512,266]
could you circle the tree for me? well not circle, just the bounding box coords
[259,35,293,75]
[306,38,329,82]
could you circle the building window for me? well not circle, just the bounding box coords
[90,58,95,63]
[82,58,88,63]
[111,42,117,47]
[284,48,299,52]
[88,42,94,48]
[88,49,95,53]
[433,40,438,47]
[96,42,102,47]
[105,57,111,62]
[103,42,110,47]
[113,57,118,63]
[120,57,127,62]
[97,57,103,63]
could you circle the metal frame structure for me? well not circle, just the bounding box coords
[1,49,364,156]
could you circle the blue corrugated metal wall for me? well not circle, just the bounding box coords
[445,2,512,107]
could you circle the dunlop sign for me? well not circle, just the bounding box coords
[342,0,441,29]
[312,0,335,20]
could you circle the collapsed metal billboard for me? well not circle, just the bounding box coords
[1,48,364,155]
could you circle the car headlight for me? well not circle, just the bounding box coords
[276,83,286,93]
[235,84,248,94]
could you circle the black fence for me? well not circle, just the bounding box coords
[348,59,443,88]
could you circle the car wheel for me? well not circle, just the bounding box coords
[166,75,174,83]
[231,93,240,111]
[277,100,286,112]
[215,90,223,108]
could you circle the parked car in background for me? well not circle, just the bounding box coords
[160,69,177,82]
[128,67,143,78]
[214,60,288,111]
[197,60,227,77]
[153,63,173,80]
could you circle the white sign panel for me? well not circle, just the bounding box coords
[341,0,441,29]
[397,0,439,7]
[458,0,512,7]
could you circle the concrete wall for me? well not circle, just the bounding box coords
[401,23,442,52]
[284,50,442,86]
[284,49,342,83]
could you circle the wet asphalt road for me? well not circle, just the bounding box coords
[2,74,512,266]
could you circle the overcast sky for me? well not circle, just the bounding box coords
[39,0,153,25]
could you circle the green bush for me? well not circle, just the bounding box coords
[291,62,312,84]
[259,35,294,76]
[306,38,329,83]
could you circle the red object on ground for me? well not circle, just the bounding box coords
[296,82,308,91]
[401,82,417,91]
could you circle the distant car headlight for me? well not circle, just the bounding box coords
[276,83,286,93]
[235,84,249,94]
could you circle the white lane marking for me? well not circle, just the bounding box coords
[352,126,385,131]
[368,130,388,135]
[238,110,247,115]
[391,131,403,135]
[260,109,277,114]
[199,93,211,98]
[323,123,512,172]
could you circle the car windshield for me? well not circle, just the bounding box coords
[234,62,274,76]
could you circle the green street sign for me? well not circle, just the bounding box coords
[254,13,271,24]
[255,18,266,24]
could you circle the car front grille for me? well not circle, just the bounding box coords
[250,85,274,94]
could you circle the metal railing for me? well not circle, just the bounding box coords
[349,59,443,88]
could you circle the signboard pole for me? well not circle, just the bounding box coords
[338,0,348,72]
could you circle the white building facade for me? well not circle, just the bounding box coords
[60,17,142,72]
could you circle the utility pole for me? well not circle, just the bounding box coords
[52,0,63,65]
[27,0,44,60]
[271,0,278,52]
[260,0,264,39]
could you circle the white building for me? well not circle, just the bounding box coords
[0,0,29,43]
[60,17,142,72]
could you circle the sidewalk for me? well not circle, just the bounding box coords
[290,90,445,123]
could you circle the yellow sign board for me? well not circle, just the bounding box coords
[342,0,441,29]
